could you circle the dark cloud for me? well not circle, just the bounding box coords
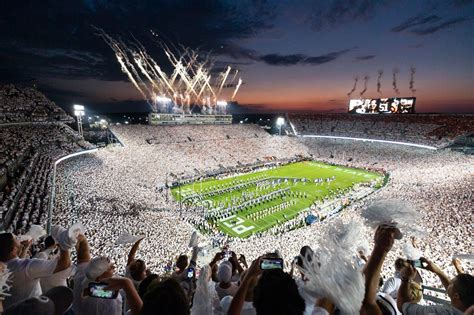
[354,55,376,61]
[223,47,354,66]
[391,15,442,32]
[410,17,471,35]
[306,0,394,31]
[0,1,276,82]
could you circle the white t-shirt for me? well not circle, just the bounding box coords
[381,276,402,299]
[220,296,256,315]
[215,282,239,300]
[72,262,123,315]
[4,257,58,308]
[34,248,72,292]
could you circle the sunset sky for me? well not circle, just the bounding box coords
[1,0,473,113]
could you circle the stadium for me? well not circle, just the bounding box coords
[0,83,472,314]
[1,2,473,313]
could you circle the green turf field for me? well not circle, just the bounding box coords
[172,161,382,238]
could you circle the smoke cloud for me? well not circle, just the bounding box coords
[392,68,400,95]
[409,66,416,94]
[359,75,369,97]
[347,76,359,97]
[377,70,383,94]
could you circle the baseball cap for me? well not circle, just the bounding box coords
[83,256,113,286]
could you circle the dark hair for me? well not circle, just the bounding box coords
[138,274,159,298]
[176,255,188,270]
[253,269,305,315]
[297,246,313,267]
[394,258,405,271]
[141,278,190,315]
[44,235,56,248]
[0,233,15,262]
[129,259,146,281]
[454,274,474,308]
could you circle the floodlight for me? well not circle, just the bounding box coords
[73,104,84,110]
[156,95,172,103]
[74,110,85,116]
[216,100,227,106]
[276,117,285,135]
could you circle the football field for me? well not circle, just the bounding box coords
[172,161,382,238]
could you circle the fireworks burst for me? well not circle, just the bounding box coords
[95,27,242,114]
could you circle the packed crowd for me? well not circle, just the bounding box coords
[43,125,472,288]
[0,90,472,314]
[0,123,94,235]
[290,113,473,147]
[0,85,72,124]
[1,211,472,315]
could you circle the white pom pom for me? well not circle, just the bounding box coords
[361,199,424,235]
[25,225,46,241]
[403,242,422,261]
[299,245,365,314]
[191,265,219,315]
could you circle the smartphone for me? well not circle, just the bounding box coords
[88,282,118,299]
[187,267,195,279]
[409,259,424,269]
[260,258,284,270]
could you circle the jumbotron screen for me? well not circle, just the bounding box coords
[348,97,416,114]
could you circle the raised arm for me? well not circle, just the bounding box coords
[452,258,464,275]
[104,277,143,315]
[53,248,71,273]
[228,257,262,315]
[76,234,91,264]
[420,257,451,290]
[360,225,397,315]
[127,238,143,266]
[397,264,416,312]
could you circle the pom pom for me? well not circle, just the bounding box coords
[25,225,46,242]
[361,199,423,236]
[327,219,366,253]
[299,245,365,314]
[402,242,422,261]
[191,265,219,315]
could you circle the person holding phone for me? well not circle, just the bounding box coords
[397,261,474,315]
[73,235,142,315]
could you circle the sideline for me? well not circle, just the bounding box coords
[47,149,98,233]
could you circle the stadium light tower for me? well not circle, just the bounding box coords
[216,100,227,114]
[73,104,85,137]
[276,117,285,136]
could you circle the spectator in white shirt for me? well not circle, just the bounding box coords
[0,232,71,309]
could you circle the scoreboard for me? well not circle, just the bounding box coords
[148,113,232,125]
[348,97,416,114]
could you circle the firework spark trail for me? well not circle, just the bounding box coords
[95,27,241,113]
[392,68,400,95]
[409,66,416,95]
[377,70,383,94]
[347,76,359,97]
[217,66,232,97]
[359,75,369,97]
[232,78,243,100]
[229,69,239,86]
